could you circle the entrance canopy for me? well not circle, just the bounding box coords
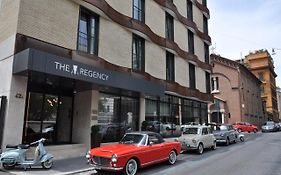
[13,48,165,96]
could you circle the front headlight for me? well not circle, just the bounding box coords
[111,154,118,163]
[192,139,197,144]
[220,133,224,137]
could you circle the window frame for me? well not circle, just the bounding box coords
[165,12,174,41]
[166,51,175,81]
[187,0,193,21]
[189,63,196,89]
[77,7,99,55]
[133,0,145,22]
[188,30,194,54]
[132,34,145,71]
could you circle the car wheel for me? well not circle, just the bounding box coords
[168,150,177,165]
[212,141,217,150]
[197,143,204,154]
[238,129,242,133]
[253,129,258,133]
[123,159,138,175]
[225,138,230,146]
[2,162,16,170]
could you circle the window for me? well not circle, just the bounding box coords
[211,77,219,91]
[166,51,175,81]
[204,43,209,63]
[205,72,210,93]
[97,93,139,143]
[202,0,207,6]
[203,15,208,34]
[202,128,208,135]
[188,30,194,54]
[166,12,174,41]
[133,0,145,22]
[189,63,196,89]
[258,72,264,81]
[132,34,145,71]
[78,8,99,55]
[187,0,193,21]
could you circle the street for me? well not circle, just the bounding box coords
[1,132,281,175]
[82,132,281,175]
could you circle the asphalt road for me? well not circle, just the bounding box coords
[90,132,281,175]
[2,132,281,175]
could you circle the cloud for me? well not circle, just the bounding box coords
[209,0,281,86]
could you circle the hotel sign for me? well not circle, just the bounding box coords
[13,49,165,96]
[54,61,109,81]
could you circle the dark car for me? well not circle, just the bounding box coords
[261,121,279,132]
[208,123,237,146]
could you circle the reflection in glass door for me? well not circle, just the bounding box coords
[23,92,72,144]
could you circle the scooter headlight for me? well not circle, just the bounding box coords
[86,151,91,159]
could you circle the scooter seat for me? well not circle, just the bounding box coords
[6,144,18,148]
[6,144,30,149]
[18,144,30,149]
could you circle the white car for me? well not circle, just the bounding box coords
[179,125,216,154]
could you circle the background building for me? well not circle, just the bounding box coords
[0,0,212,154]
[210,54,265,127]
[277,87,281,122]
[244,50,279,122]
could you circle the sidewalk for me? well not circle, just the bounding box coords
[0,156,96,175]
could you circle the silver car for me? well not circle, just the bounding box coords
[212,124,237,146]
[179,125,216,154]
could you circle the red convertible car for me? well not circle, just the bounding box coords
[86,131,181,175]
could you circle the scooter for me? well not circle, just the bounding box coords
[0,138,53,170]
[238,132,245,142]
[235,129,245,142]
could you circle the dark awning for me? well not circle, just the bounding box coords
[13,48,165,96]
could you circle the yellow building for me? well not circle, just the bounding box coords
[245,50,279,122]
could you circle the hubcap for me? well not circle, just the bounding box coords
[199,144,203,154]
[169,151,176,164]
[126,159,137,175]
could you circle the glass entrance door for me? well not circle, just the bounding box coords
[23,92,72,144]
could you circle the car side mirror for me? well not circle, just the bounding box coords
[149,141,154,145]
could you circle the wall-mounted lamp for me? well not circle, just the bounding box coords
[15,93,24,98]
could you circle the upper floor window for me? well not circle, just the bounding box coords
[202,0,207,6]
[132,34,145,71]
[204,43,209,64]
[258,72,264,81]
[187,0,193,21]
[211,77,219,92]
[165,12,174,41]
[205,72,211,93]
[188,30,194,54]
[189,63,196,89]
[203,15,208,34]
[78,8,99,55]
[133,0,145,22]
[166,51,175,81]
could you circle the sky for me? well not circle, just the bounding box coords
[208,0,281,87]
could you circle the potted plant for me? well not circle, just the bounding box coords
[91,125,102,148]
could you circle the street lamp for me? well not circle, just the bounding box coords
[272,48,281,55]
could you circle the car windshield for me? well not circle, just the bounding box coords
[183,127,199,134]
[119,134,145,145]
[219,125,228,131]
[265,122,274,126]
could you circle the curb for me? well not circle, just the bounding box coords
[56,167,97,175]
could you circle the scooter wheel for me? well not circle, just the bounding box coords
[240,137,245,142]
[42,160,53,169]
[2,163,16,170]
